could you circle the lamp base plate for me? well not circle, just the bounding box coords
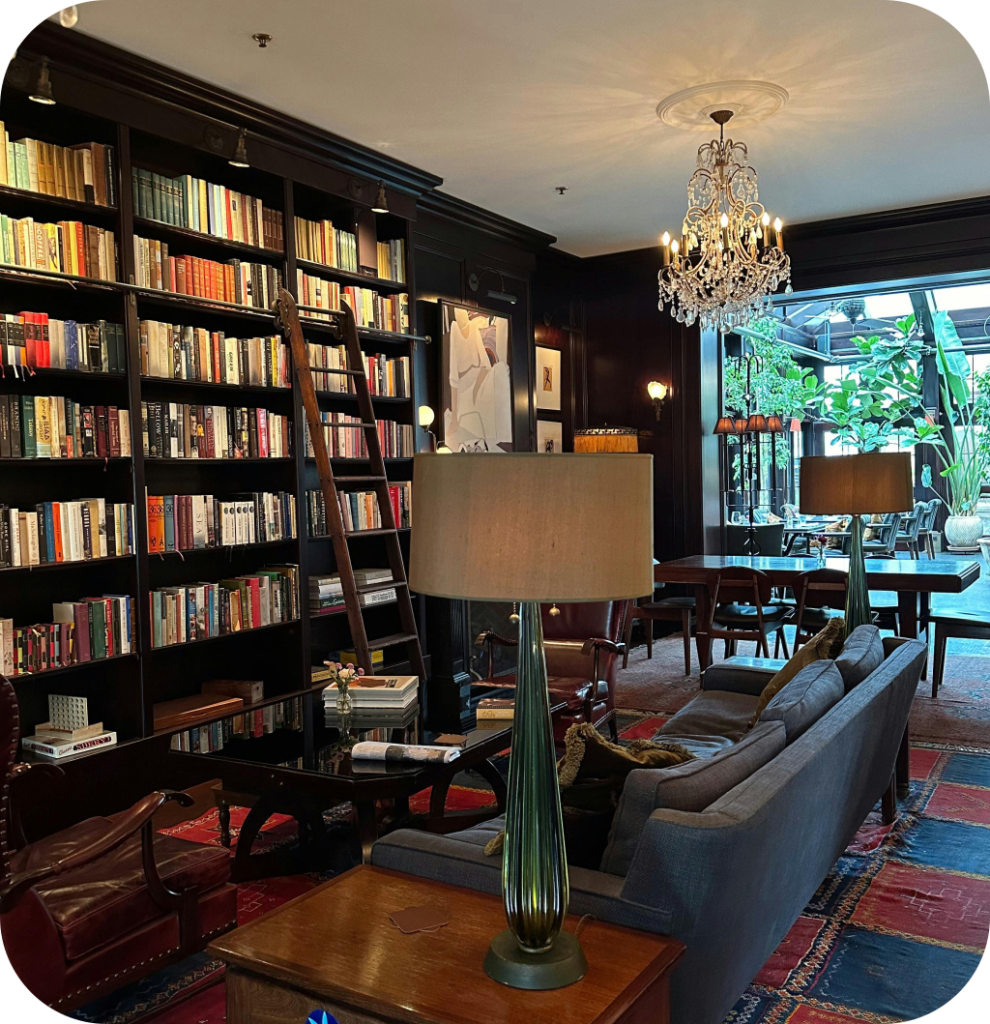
[483,929,588,990]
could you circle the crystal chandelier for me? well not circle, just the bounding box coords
[659,109,791,333]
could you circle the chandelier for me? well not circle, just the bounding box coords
[659,109,791,333]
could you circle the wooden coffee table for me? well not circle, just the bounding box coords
[210,865,684,1024]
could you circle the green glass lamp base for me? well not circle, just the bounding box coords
[484,929,588,990]
[844,513,873,638]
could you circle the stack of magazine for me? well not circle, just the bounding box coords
[323,673,418,728]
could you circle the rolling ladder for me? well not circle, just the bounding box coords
[275,288,426,684]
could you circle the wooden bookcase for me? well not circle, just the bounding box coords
[0,86,425,777]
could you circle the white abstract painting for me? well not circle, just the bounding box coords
[441,302,513,452]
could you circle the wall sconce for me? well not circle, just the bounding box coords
[418,405,437,451]
[29,57,56,106]
[228,129,250,169]
[372,180,389,214]
[647,381,668,420]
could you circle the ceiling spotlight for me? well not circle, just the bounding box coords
[252,33,272,48]
[838,298,866,325]
[29,57,56,105]
[555,186,568,195]
[59,6,79,28]
[371,180,389,214]
[229,129,250,168]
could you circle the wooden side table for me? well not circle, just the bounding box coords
[210,865,684,1024]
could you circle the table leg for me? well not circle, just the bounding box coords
[217,800,232,849]
[356,799,379,864]
[694,584,712,671]
[896,591,920,639]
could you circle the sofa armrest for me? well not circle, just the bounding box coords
[701,657,784,696]
[882,635,915,658]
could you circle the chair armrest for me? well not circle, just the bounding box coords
[580,637,620,658]
[0,790,193,913]
[10,761,66,782]
[701,657,784,696]
[8,762,67,848]
[475,630,519,649]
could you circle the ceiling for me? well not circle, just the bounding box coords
[48,0,990,256]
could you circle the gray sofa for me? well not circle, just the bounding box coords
[372,627,927,1024]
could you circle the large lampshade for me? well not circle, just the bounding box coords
[800,453,914,515]
[409,453,653,602]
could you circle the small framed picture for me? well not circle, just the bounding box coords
[535,345,561,411]
[537,419,563,454]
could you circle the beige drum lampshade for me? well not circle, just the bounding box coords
[409,453,654,602]
[799,453,914,515]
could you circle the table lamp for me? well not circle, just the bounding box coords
[798,453,914,635]
[410,453,653,989]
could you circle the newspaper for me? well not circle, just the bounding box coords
[350,741,460,764]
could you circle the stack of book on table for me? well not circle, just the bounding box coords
[323,673,418,728]
[476,697,515,729]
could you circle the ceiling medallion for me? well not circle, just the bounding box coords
[658,109,791,334]
[656,80,789,130]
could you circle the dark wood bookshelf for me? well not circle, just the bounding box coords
[153,683,325,738]
[21,736,143,766]
[0,182,118,219]
[7,651,139,683]
[8,367,128,383]
[294,258,407,294]
[316,391,410,404]
[2,57,424,810]
[0,553,135,575]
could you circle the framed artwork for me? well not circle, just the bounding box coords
[537,419,563,454]
[440,301,513,452]
[535,345,561,411]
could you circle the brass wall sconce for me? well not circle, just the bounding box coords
[29,57,56,106]
[647,381,668,420]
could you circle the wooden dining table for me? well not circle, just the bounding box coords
[655,554,982,671]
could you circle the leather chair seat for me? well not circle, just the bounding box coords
[13,814,231,961]
[714,603,791,627]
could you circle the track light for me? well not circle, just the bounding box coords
[229,129,250,168]
[372,180,389,214]
[29,58,56,106]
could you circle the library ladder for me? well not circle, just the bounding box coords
[274,288,427,684]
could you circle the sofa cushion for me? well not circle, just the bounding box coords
[600,721,786,876]
[657,690,760,757]
[750,617,846,724]
[835,624,884,693]
[759,660,844,742]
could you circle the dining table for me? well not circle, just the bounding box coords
[654,554,982,671]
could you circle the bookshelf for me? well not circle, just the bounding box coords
[0,86,425,780]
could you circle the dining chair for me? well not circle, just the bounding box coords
[724,522,784,557]
[792,567,848,648]
[930,609,990,697]
[622,594,696,675]
[918,498,943,559]
[895,503,925,559]
[707,566,792,660]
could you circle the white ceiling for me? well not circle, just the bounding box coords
[54,0,990,256]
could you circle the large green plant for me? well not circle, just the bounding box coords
[815,315,929,452]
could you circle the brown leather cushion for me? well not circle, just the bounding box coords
[14,816,230,961]
[491,675,602,709]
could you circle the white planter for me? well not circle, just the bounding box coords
[944,514,984,551]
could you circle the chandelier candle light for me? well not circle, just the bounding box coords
[659,110,791,333]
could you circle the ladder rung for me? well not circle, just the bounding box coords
[345,528,404,538]
[307,366,364,376]
[334,476,387,484]
[366,632,420,649]
[330,422,378,429]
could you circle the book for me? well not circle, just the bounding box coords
[201,678,264,703]
[323,675,418,707]
[20,729,118,759]
[476,698,515,720]
[152,693,245,732]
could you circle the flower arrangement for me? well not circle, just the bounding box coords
[325,660,364,741]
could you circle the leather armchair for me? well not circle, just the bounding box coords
[0,676,237,1011]
[476,601,628,743]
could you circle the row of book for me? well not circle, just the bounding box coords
[131,167,283,250]
[342,286,409,334]
[310,568,395,614]
[306,482,412,535]
[0,130,115,206]
[0,396,131,460]
[376,238,406,284]
[139,320,290,387]
[304,413,414,459]
[134,236,283,309]
[0,595,133,676]
[296,270,341,319]
[146,491,297,553]
[141,401,291,460]
[168,696,304,753]
[1,314,125,373]
[1,500,135,567]
[293,215,357,271]
[305,342,410,398]
[149,565,300,647]
[1,215,117,280]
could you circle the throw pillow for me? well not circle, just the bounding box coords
[759,660,845,742]
[483,723,695,868]
[824,517,851,549]
[863,513,885,542]
[749,616,845,726]
[834,624,885,693]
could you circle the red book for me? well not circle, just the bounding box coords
[38,312,50,367]
[193,257,203,298]
[169,256,177,292]
[224,189,233,240]
[183,256,194,295]
[257,408,269,458]
[211,332,221,382]
[147,495,164,554]
[95,406,108,457]
[244,576,261,629]
[108,406,121,457]
[225,265,236,304]
[204,406,216,459]
[52,503,64,562]
[74,222,87,276]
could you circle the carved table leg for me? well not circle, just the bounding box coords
[217,801,232,849]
